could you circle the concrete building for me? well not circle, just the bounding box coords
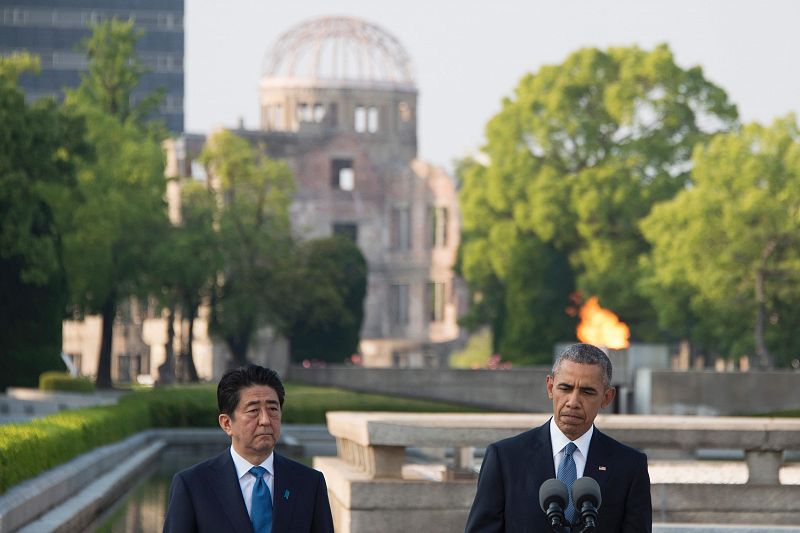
[63,16,465,383]
[171,16,464,370]
[0,0,184,132]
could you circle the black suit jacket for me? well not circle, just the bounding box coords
[163,449,334,533]
[465,420,651,533]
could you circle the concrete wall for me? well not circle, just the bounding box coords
[317,455,800,532]
[637,369,800,415]
[288,366,553,412]
[290,365,800,416]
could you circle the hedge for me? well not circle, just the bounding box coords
[0,401,149,494]
[39,371,96,393]
[0,383,477,494]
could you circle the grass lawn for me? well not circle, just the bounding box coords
[282,382,481,423]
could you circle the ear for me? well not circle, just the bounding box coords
[546,375,554,400]
[219,413,233,436]
[601,386,616,409]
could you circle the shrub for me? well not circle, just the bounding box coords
[0,382,477,494]
[282,383,477,423]
[0,401,149,493]
[39,371,95,393]
[122,386,218,428]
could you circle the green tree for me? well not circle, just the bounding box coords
[200,131,295,365]
[151,180,220,382]
[0,54,88,389]
[73,18,163,128]
[459,44,737,360]
[61,20,168,388]
[285,236,367,364]
[499,238,577,363]
[641,116,800,368]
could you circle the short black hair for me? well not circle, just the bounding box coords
[217,364,286,416]
[552,343,613,389]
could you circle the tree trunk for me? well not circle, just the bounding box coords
[754,241,777,369]
[96,292,116,389]
[754,267,773,369]
[178,303,199,382]
[227,331,250,368]
[158,303,177,385]
[184,312,199,381]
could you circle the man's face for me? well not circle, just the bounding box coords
[546,360,615,441]
[219,384,282,465]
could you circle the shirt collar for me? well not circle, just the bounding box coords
[549,417,594,460]
[230,446,274,480]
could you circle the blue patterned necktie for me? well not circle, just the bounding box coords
[249,466,273,533]
[557,442,578,524]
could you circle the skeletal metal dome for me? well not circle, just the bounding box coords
[262,16,415,88]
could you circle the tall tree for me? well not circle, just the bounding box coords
[0,54,88,389]
[200,131,295,366]
[459,44,737,360]
[151,180,220,382]
[285,236,367,364]
[61,20,168,388]
[641,116,800,368]
[73,18,162,127]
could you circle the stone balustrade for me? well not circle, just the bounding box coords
[315,412,800,532]
[326,412,800,484]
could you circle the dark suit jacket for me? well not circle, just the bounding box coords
[465,420,651,533]
[163,449,334,533]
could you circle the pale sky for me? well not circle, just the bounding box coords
[186,0,800,172]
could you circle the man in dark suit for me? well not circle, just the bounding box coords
[163,364,334,533]
[465,343,651,532]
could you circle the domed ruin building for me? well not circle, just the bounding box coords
[168,16,465,370]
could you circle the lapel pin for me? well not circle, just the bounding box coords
[284,489,290,500]
[598,466,607,471]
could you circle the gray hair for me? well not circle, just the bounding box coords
[552,343,613,389]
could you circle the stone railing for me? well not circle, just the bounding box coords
[314,412,800,532]
[326,412,800,484]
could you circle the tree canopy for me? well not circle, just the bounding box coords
[200,130,295,365]
[459,44,738,362]
[285,236,367,364]
[60,20,168,388]
[150,180,220,382]
[641,115,800,368]
[0,54,89,389]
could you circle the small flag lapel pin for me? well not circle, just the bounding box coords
[598,466,607,471]
[284,489,290,500]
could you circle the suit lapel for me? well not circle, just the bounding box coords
[207,450,254,533]
[527,421,555,483]
[272,454,295,532]
[585,428,613,491]
[525,421,556,525]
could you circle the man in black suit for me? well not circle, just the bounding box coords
[465,343,651,532]
[163,364,334,533]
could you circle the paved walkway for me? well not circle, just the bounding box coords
[654,526,800,532]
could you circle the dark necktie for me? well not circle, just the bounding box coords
[557,442,578,524]
[249,466,273,533]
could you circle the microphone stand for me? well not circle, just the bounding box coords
[544,502,569,533]
[575,501,599,533]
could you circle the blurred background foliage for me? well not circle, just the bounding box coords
[3,26,800,393]
[457,44,800,368]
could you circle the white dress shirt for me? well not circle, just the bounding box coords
[230,446,275,517]
[549,417,593,478]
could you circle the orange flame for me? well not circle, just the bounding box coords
[576,297,630,349]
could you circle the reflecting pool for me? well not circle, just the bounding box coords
[91,444,307,532]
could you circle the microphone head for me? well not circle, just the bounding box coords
[539,478,568,512]
[572,476,602,510]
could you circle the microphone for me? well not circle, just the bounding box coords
[572,476,602,532]
[538,478,568,532]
